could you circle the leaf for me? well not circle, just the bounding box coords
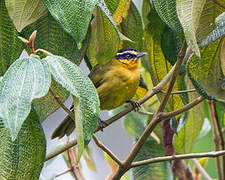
[42,0,97,47]
[176,0,206,58]
[121,1,143,51]
[0,56,51,140]
[0,1,24,76]
[0,109,46,179]
[174,77,205,154]
[45,55,100,144]
[152,0,183,36]
[22,12,90,65]
[83,146,96,172]
[187,38,225,102]
[87,7,120,65]
[5,0,47,32]
[105,0,120,14]
[73,96,84,162]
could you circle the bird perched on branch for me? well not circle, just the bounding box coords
[52,48,147,139]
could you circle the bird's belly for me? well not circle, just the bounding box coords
[99,80,139,110]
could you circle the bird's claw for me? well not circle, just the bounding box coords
[127,100,141,112]
[98,119,108,131]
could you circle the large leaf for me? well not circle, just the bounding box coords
[152,0,183,36]
[42,0,97,47]
[22,12,90,65]
[0,1,24,76]
[176,0,206,58]
[0,56,51,140]
[5,0,47,32]
[22,12,91,121]
[105,0,120,14]
[45,55,100,144]
[0,109,46,179]
[174,77,205,154]
[87,7,120,65]
[121,1,143,51]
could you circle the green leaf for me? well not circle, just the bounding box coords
[105,0,120,14]
[22,12,90,65]
[45,55,100,144]
[121,1,143,51]
[187,37,225,102]
[152,0,183,36]
[0,1,24,76]
[42,0,97,47]
[0,109,46,179]
[5,0,47,32]
[0,56,51,140]
[174,77,205,154]
[73,96,84,162]
[87,7,120,65]
[176,0,206,58]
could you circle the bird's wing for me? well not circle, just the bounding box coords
[88,64,107,88]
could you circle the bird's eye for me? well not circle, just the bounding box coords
[126,54,131,59]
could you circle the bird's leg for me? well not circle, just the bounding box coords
[126,99,141,112]
[98,119,108,131]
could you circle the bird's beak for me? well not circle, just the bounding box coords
[137,52,148,58]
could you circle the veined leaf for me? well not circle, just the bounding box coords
[87,7,120,65]
[121,1,143,51]
[105,0,120,14]
[174,77,205,154]
[0,109,46,179]
[152,0,183,36]
[22,12,90,65]
[22,12,91,121]
[42,0,97,47]
[176,0,206,58]
[73,96,84,162]
[0,1,24,76]
[5,0,47,32]
[0,56,51,140]
[45,55,100,145]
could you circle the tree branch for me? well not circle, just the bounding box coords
[161,89,196,94]
[208,100,223,180]
[192,159,212,180]
[93,135,123,166]
[130,150,225,168]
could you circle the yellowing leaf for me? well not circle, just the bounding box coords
[113,0,131,25]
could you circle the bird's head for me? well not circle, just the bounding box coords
[115,48,147,68]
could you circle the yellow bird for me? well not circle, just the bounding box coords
[52,48,147,139]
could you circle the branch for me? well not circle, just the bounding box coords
[112,43,190,180]
[208,100,223,180]
[192,159,212,180]
[130,150,225,168]
[49,88,74,120]
[161,89,196,94]
[93,135,123,166]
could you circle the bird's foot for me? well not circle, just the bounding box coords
[98,119,108,131]
[126,100,141,112]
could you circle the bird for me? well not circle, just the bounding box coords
[51,48,147,139]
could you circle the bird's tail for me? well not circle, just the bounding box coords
[51,115,75,139]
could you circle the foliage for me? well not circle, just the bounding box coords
[0,0,225,179]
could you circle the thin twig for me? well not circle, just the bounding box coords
[93,135,123,166]
[49,88,74,120]
[192,159,212,180]
[212,102,225,179]
[55,168,72,178]
[208,100,222,180]
[112,43,189,180]
[130,150,225,168]
[161,89,196,94]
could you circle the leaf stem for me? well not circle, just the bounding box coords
[93,135,123,166]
